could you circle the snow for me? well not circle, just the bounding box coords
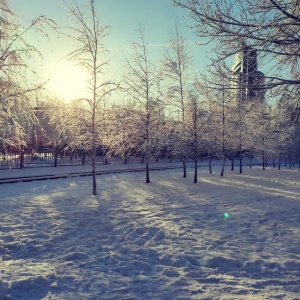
[0,162,299,299]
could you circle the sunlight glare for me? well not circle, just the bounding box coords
[48,61,88,100]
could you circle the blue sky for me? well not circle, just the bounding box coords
[10,0,212,99]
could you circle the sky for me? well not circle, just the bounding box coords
[9,0,212,101]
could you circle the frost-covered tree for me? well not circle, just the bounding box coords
[185,88,205,183]
[162,20,193,177]
[162,20,193,122]
[247,103,274,170]
[229,101,252,173]
[106,103,140,163]
[215,94,233,176]
[49,98,79,150]
[122,25,164,183]
[197,71,233,176]
[60,0,117,194]
[0,1,54,149]
[202,99,221,175]
[267,106,295,169]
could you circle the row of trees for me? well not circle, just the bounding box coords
[49,80,298,177]
[1,0,299,194]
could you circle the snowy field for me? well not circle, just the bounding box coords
[0,164,299,299]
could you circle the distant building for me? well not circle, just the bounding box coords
[232,46,265,104]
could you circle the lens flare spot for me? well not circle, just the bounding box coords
[224,212,229,218]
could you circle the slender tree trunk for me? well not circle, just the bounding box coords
[208,155,212,174]
[220,91,226,176]
[194,159,197,183]
[146,160,150,183]
[82,151,86,165]
[249,157,252,168]
[263,151,265,170]
[183,160,187,178]
[20,145,25,169]
[54,145,58,167]
[273,157,276,167]
[92,154,97,195]
[220,156,226,177]
[278,154,281,170]
[284,155,287,167]
[31,150,35,163]
[239,156,243,174]
[231,158,234,171]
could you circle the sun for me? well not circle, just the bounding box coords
[48,61,88,100]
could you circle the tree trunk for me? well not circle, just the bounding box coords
[278,154,281,170]
[183,160,187,178]
[194,159,198,183]
[82,151,86,165]
[220,156,226,177]
[54,146,58,167]
[20,145,24,169]
[284,156,287,167]
[92,154,97,195]
[249,157,252,168]
[208,156,212,174]
[231,158,234,171]
[31,150,35,163]
[146,161,150,183]
[239,157,243,174]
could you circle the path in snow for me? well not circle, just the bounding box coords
[0,166,299,299]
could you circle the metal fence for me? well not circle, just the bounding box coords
[0,149,152,170]
[1,148,299,170]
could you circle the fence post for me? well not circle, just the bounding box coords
[20,145,25,169]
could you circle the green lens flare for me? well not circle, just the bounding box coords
[224,212,229,218]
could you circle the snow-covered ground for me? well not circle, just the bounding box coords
[0,163,299,299]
